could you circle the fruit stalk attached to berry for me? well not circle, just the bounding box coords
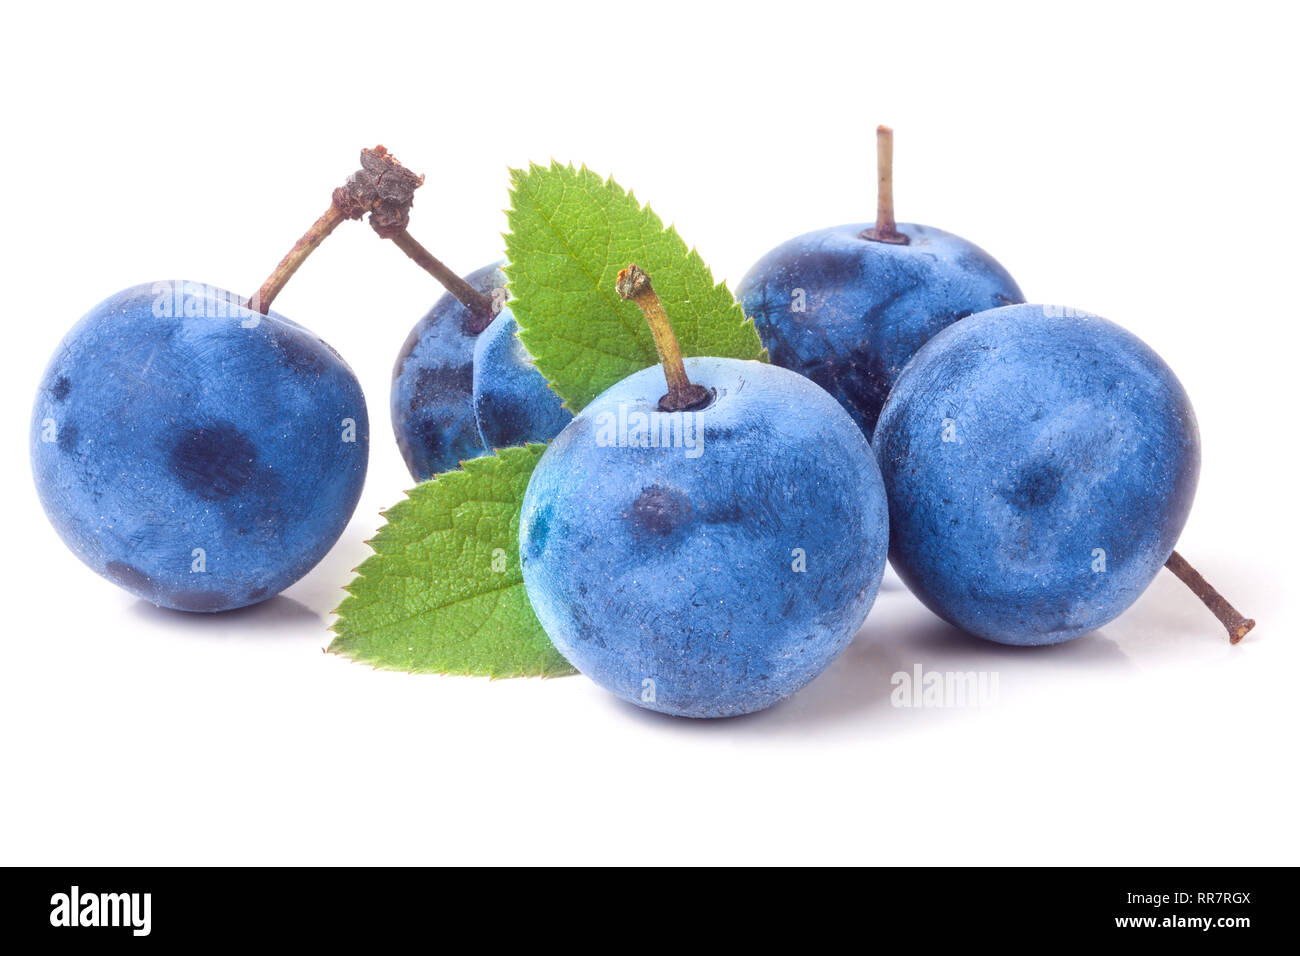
[249,146,425,315]
[326,146,501,331]
[863,125,907,245]
[1164,550,1255,643]
[248,205,349,315]
[615,265,713,412]
[376,146,570,480]
[250,144,501,329]
[388,231,499,334]
[737,124,1025,440]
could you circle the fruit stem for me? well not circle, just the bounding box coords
[863,125,908,245]
[388,229,499,333]
[616,264,712,412]
[248,144,424,315]
[336,146,499,332]
[249,205,349,315]
[1164,550,1255,644]
[246,145,499,323]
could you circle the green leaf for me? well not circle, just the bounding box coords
[329,445,574,678]
[504,161,766,412]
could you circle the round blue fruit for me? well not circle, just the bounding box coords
[472,311,572,450]
[519,357,890,718]
[873,304,1200,645]
[736,222,1023,439]
[392,262,571,479]
[390,262,504,480]
[30,281,369,612]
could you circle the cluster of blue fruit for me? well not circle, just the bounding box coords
[30,132,1250,720]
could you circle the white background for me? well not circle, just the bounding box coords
[2,1,1296,865]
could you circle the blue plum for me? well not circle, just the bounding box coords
[31,281,369,612]
[737,221,1023,440]
[391,261,570,479]
[520,356,890,718]
[472,311,572,450]
[872,304,1200,645]
[390,262,503,480]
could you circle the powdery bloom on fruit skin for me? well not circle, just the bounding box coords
[519,356,890,719]
[872,304,1200,646]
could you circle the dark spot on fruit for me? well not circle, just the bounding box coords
[105,561,154,597]
[57,422,78,453]
[1006,462,1065,509]
[523,502,553,559]
[167,589,232,612]
[413,417,446,461]
[841,342,894,431]
[246,586,268,602]
[626,485,692,537]
[409,363,473,414]
[50,376,71,402]
[169,422,258,500]
[571,615,607,648]
[704,416,767,448]
[698,498,747,525]
[744,284,781,327]
[270,328,326,378]
[797,248,864,288]
[482,394,530,447]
